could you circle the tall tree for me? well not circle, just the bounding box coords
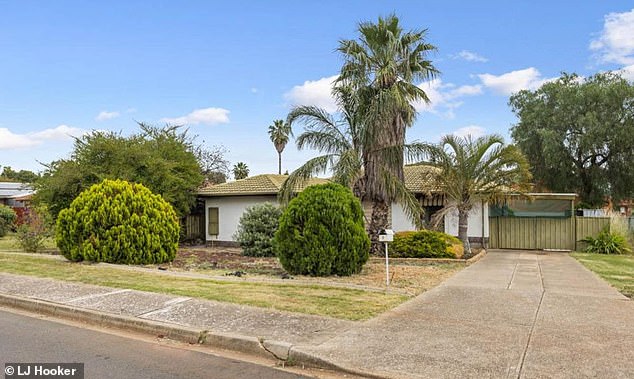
[281,84,423,228]
[337,14,438,253]
[232,162,249,180]
[35,123,204,218]
[194,144,229,184]
[419,134,532,254]
[281,85,364,200]
[510,72,634,206]
[268,119,292,175]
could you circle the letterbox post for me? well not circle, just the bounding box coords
[378,229,394,288]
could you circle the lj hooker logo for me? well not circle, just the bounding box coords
[5,363,84,379]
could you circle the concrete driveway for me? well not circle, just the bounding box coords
[302,250,634,378]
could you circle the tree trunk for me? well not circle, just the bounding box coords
[369,199,390,256]
[278,152,282,175]
[458,208,470,256]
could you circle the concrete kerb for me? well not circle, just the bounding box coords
[0,292,383,377]
[0,293,288,363]
[288,347,394,379]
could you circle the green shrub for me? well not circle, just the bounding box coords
[389,230,464,259]
[581,227,632,255]
[234,202,282,257]
[274,183,370,276]
[0,205,17,237]
[15,206,53,253]
[56,179,179,264]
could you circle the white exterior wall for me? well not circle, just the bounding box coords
[391,202,417,232]
[392,201,490,239]
[205,195,278,242]
[443,201,489,238]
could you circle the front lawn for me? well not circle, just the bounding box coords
[0,251,461,320]
[0,233,56,252]
[571,252,634,298]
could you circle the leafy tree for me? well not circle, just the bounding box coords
[418,134,532,254]
[510,72,634,206]
[337,14,438,254]
[35,123,204,219]
[268,119,292,175]
[232,162,249,180]
[275,183,369,276]
[0,166,39,183]
[56,179,179,264]
[195,144,229,184]
[233,203,282,257]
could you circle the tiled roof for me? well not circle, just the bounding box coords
[403,165,442,193]
[197,174,330,196]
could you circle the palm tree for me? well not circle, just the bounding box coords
[232,162,249,180]
[337,14,439,253]
[280,84,424,231]
[268,119,292,175]
[280,85,363,202]
[418,134,532,255]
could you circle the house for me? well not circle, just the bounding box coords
[0,182,33,208]
[197,174,329,245]
[197,166,490,246]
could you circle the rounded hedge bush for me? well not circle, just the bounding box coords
[274,183,370,276]
[389,230,464,259]
[56,179,179,264]
[233,202,282,257]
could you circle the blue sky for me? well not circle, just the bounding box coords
[1,1,633,178]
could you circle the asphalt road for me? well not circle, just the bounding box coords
[0,309,309,379]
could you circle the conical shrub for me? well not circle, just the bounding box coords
[56,179,179,264]
[274,183,369,276]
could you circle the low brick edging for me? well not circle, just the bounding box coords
[369,249,487,266]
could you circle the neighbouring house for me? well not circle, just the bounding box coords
[616,199,633,217]
[196,166,491,246]
[0,182,34,208]
[0,182,34,225]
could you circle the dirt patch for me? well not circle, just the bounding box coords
[172,247,285,276]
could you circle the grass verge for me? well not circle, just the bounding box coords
[0,252,410,320]
[571,252,634,298]
[0,234,56,251]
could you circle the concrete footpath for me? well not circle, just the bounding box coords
[1,251,633,378]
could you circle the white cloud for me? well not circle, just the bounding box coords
[0,124,86,150]
[590,8,634,65]
[414,79,483,118]
[284,75,339,113]
[453,50,488,62]
[95,110,120,121]
[161,107,230,126]
[0,128,39,149]
[29,124,86,141]
[250,87,258,93]
[477,67,554,95]
[452,125,486,138]
[620,64,634,81]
